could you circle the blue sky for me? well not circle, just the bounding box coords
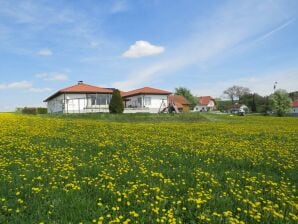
[0,0,298,111]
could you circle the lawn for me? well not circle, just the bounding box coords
[0,113,297,223]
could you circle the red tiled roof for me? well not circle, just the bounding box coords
[122,87,171,97]
[198,96,214,106]
[60,83,113,93]
[292,100,298,107]
[44,83,113,102]
[168,95,190,106]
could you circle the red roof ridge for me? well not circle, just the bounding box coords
[292,99,298,107]
[122,86,171,97]
[198,96,215,106]
[44,82,113,102]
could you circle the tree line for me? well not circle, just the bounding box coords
[174,86,296,117]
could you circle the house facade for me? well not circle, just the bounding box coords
[193,96,216,112]
[44,82,113,113]
[168,95,190,112]
[122,87,171,113]
[44,82,171,114]
[227,103,249,114]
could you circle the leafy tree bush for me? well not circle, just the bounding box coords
[37,107,48,114]
[239,93,267,113]
[270,89,292,116]
[109,89,124,113]
[22,107,37,115]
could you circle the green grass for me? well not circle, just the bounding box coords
[0,113,297,223]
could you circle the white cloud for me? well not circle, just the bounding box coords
[37,48,53,56]
[0,81,32,90]
[36,73,68,81]
[122,41,165,58]
[110,0,129,13]
[29,87,52,93]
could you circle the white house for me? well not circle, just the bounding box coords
[122,87,171,113]
[44,81,113,113]
[44,82,172,114]
[290,100,298,114]
[193,96,216,112]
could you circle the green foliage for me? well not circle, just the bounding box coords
[239,93,269,113]
[109,89,124,113]
[22,107,38,115]
[215,100,235,112]
[20,107,48,115]
[174,87,197,109]
[270,89,292,116]
[37,107,48,114]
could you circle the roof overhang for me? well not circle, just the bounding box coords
[44,91,113,102]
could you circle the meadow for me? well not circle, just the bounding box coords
[0,113,297,223]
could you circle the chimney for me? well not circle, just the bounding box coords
[78,81,83,85]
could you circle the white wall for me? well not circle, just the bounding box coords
[124,94,168,111]
[47,94,64,113]
[291,107,298,114]
[47,93,169,114]
[47,93,111,114]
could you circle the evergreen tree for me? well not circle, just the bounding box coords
[109,89,124,113]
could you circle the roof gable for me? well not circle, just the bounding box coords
[122,87,171,97]
[169,95,190,105]
[198,96,214,105]
[44,83,113,102]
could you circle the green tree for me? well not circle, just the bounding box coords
[239,93,267,113]
[109,89,124,113]
[174,87,197,109]
[270,89,292,117]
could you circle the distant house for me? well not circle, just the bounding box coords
[193,96,216,112]
[290,100,298,114]
[226,103,248,114]
[44,82,172,114]
[44,81,113,113]
[168,95,191,112]
[122,87,171,113]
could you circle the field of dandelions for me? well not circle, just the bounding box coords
[0,113,297,223]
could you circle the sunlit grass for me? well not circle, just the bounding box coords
[0,113,297,223]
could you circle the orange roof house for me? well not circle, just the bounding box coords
[194,96,216,112]
[168,95,191,112]
[121,87,171,112]
[44,82,172,114]
[291,99,298,114]
[44,81,113,102]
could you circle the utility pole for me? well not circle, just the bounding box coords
[273,81,278,92]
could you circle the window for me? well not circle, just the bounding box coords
[87,94,111,106]
[137,97,142,107]
[144,97,151,106]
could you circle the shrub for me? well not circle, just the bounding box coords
[22,107,37,115]
[37,107,47,114]
[109,89,124,113]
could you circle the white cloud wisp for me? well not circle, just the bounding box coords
[122,41,165,58]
